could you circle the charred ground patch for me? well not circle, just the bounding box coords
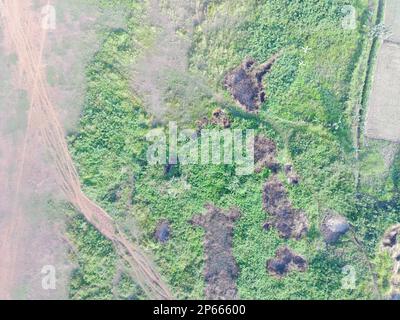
[224,54,280,113]
[382,225,400,298]
[283,164,300,185]
[154,220,171,244]
[262,175,308,239]
[190,204,240,300]
[267,246,307,278]
[196,108,231,131]
[254,135,280,173]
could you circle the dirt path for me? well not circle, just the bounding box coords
[0,0,172,300]
[0,0,48,299]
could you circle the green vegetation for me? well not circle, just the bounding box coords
[68,215,145,300]
[66,0,400,300]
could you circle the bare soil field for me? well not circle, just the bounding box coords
[383,0,400,44]
[365,41,400,142]
[365,0,400,142]
[0,0,71,299]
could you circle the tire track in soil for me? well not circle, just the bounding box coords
[0,0,172,300]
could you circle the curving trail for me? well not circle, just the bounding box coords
[0,0,172,300]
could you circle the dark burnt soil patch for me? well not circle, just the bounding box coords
[381,225,400,298]
[267,246,307,278]
[284,163,300,185]
[190,204,240,300]
[154,220,171,243]
[210,108,231,128]
[254,135,280,173]
[383,226,400,249]
[224,54,280,113]
[103,184,123,203]
[196,108,231,131]
[262,175,308,239]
